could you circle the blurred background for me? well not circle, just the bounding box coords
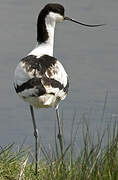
[0,0,118,147]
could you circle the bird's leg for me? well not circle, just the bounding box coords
[29,105,38,175]
[55,107,63,156]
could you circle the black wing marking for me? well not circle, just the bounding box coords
[15,54,69,97]
[63,78,69,93]
[21,54,57,76]
[14,78,46,96]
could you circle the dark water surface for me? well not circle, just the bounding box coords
[0,0,118,147]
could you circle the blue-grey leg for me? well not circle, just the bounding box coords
[30,105,38,175]
[55,107,63,155]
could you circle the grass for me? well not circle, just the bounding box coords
[0,117,118,180]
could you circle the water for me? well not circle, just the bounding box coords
[0,0,118,147]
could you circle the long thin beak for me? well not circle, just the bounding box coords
[64,17,105,27]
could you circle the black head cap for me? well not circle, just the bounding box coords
[37,4,65,43]
[40,3,65,18]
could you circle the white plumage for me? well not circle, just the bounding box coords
[14,55,68,108]
[14,6,69,109]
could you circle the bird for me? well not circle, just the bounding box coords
[14,3,104,175]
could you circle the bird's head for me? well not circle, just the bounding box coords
[39,3,105,27]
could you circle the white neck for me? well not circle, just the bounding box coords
[29,15,56,58]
